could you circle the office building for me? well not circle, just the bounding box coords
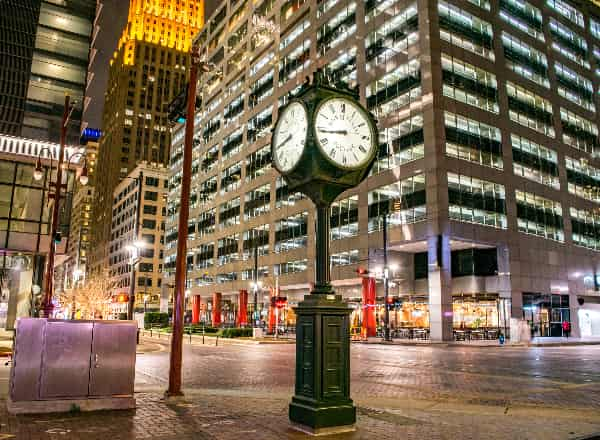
[108,162,168,316]
[56,129,100,293]
[0,0,96,143]
[165,0,600,340]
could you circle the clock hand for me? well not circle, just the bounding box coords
[317,127,348,135]
[278,134,293,148]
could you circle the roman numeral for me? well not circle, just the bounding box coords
[359,145,367,153]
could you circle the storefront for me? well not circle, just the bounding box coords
[522,293,570,337]
[577,297,600,337]
[451,294,509,339]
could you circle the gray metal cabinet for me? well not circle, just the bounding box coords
[89,321,136,396]
[10,318,137,405]
[40,321,94,398]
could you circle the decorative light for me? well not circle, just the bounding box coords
[79,162,89,185]
[33,159,43,181]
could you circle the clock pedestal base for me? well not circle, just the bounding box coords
[289,292,355,433]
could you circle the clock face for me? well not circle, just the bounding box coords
[272,102,308,173]
[315,98,375,169]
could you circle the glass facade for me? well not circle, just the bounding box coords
[523,293,570,337]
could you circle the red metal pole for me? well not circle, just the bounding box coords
[237,290,248,326]
[192,295,200,324]
[167,46,200,397]
[42,94,69,318]
[211,292,222,327]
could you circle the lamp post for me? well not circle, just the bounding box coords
[33,96,88,317]
[123,173,144,320]
[167,44,213,398]
[125,240,144,320]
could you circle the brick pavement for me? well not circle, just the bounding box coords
[2,389,600,440]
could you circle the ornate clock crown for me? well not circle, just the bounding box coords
[299,68,359,99]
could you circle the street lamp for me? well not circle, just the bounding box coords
[250,279,263,326]
[122,173,144,320]
[33,106,88,317]
[125,239,144,320]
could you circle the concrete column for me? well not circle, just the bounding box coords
[212,292,221,327]
[237,289,248,326]
[361,277,377,337]
[192,295,201,324]
[569,292,582,339]
[428,235,453,341]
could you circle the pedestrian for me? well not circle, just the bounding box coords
[562,320,571,338]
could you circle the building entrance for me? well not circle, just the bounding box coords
[523,293,570,337]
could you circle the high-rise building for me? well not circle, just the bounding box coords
[0,0,96,143]
[90,0,204,277]
[108,162,168,316]
[56,129,100,293]
[166,0,600,340]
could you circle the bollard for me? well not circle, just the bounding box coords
[216,335,219,346]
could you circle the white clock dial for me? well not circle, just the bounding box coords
[315,98,374,169]
[273,102,308,172]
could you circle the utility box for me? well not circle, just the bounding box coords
[8,318,137,414]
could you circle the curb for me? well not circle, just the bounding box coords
[139,331,294,346]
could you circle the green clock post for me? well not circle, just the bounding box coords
[271,70,378,435]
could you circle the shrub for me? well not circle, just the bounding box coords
[221,328,253,338]
[144,312,169,329]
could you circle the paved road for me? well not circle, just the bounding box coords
[136,339,600,409]
[3,340,600,439]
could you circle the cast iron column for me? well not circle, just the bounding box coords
[314,206,330,289]
[41,94,69,318]
[167,45,200,397]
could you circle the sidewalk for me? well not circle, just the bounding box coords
[1,386,600,439]
[529,336,600,346]
[358,336,600,348]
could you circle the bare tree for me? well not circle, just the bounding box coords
[58,275,115,320]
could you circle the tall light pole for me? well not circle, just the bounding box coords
[167,45,212,397]
[126,172,143,320]
[33,99,88,317]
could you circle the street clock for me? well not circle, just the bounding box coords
[272,70,379,434]
[271,70,378,207]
